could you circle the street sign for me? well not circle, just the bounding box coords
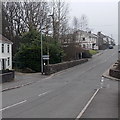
[43,57,49,60]
[42,55,49,60]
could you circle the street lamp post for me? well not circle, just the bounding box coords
[41,16,51,74]
[41,29,43,74]
[46,17,51,66]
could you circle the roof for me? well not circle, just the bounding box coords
[107,36,114,40]
[0,34,13,44]
[97,32,107,38]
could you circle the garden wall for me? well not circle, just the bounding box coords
[44,59,88,75]
[109,68,120,79]
[0,70,15,83]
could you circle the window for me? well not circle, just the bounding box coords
[8,57,10,66]
[89,36,91,38]
[7,44,10,53]
[2,44,4,53]
[83,44,86,48]
[83,37,85,41]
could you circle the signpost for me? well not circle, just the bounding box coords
[42,55,49,60]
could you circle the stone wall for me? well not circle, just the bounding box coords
[44,59,88,75]
[109,68,120,79]
[0,70,15,83]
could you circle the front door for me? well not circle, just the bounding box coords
[2,59,6,70]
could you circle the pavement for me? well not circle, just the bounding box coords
[1,46,119,118]
[2,72,49,92]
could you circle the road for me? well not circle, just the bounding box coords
[2,46,118,118]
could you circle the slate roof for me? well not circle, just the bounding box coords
[0,34,13,44]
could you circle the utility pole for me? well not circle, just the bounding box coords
[52,0,55,40]
[46,17,50,65]
[41,28,43,74]
[58,0,60,43]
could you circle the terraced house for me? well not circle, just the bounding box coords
[0,34,13,70]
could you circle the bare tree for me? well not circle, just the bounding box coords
[2,1,52,35]
[72,16,80,31]
[49,0,69,42]
[2,2,21,54]
[2,1,51,53]
[21,1,49,32]
[79,14,88,31]
[71,16,81,43]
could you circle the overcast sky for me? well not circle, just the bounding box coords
[68,0,119,44]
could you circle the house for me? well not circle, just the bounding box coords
[60,34,73,47]
[0,34,13,70]
[76,30,98,50]
[60,30,98,49]
[91,33,99,50]
[97,32,109,50]
[107,36,115,46]
[61,30,114,51]
[60,31,93,61]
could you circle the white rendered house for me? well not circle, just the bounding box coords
[76,30,98,50]
[0,34,13,70]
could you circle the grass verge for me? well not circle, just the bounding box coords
[89,50,99,55]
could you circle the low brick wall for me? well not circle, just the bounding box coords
[109,68,120,79]
[44,59,88,75]
[0,70,15,83]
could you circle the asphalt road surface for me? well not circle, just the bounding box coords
[2,46,118,118]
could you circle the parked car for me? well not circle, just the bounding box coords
[109,45,113,49]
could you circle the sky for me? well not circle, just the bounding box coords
[68,0,119,44]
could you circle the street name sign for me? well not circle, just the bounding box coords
[42,55,49,60]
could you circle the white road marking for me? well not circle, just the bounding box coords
[0,100,27,112]
[38,91,51,97]
[75,88,100,119]
[1,91,51,112]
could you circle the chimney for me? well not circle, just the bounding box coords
[98,31,101,36]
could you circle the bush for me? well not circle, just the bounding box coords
[49,42,64,64]
[14,46,41,72]
[82,50,92,58]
